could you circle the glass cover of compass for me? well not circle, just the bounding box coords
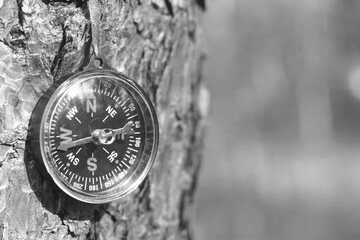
[37,69,159,204]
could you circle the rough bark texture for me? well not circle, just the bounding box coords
[0,0,208,239]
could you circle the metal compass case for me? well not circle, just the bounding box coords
[29,67,159,204]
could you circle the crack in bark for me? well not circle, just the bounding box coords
[195,0,205,10]
[178,191,193,240]
[50,24,68,77]
[63,222,78,238]
[164,0,174,16]
[16,0,25,26]
[45,0,89,76]
[41,0,83,5]
[151,0,174,16]
[0,128,28,145]
[74,0,97,71]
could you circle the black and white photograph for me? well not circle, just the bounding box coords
[1,0,360,239]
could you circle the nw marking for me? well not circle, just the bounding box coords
[66,106,78,120]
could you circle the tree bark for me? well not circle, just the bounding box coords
[0,0,208,239]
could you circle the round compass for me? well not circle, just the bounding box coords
[33,69,158,203]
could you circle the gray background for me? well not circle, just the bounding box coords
[196,0,360,239]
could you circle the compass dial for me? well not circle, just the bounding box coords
[38,70,158,203]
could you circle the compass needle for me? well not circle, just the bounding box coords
[57,136,93,151]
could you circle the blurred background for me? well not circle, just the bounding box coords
[195,0,360,239]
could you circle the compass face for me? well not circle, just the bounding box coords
[39,70,158,203]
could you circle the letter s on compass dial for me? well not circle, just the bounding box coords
[32,70,159,204]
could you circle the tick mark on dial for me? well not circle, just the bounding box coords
[76,148,82,154]
[120,98,129,107]
[102,147,109,154]
[127,114,137,120]
[102,115,109,123]
[111,87,116,97]
[121,161,130,169]
[75,117,82,123]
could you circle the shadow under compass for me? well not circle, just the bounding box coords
[24,85,106,221]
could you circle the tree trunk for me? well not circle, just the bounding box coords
[0,0,208,239]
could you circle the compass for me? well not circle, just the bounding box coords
[31,69,159,204]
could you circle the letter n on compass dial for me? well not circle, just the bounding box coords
[37,70,158,203]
